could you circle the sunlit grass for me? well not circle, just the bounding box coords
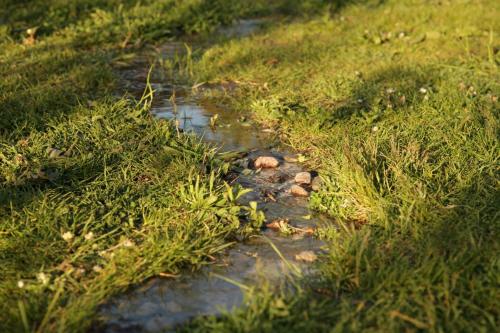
[187,0,499,331]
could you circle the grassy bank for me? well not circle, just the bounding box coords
[0,0,286,331]
[187,0,500,331]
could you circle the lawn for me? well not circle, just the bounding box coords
[1,0,498,332]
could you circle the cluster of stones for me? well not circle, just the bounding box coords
[253,156,321,197]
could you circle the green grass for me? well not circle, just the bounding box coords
[183,0,500,331]
[1,0,499,332]
[0,0,289,331]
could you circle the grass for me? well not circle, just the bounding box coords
[0,0,289,331]
[1,0,499,332]
[183,0,500,331]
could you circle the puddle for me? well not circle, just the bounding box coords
[97,19,329,332]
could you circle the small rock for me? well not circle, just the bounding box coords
[295,251,318,262]
[311,177,322,191]
[303,227,315,235]
[294,172,311,185]
[254,156,279,168]
[291,185,309,197]
[266,218,289,231]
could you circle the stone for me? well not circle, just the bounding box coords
[295,250,318,262]
[254,156,279,169]
[291,185,309,197]
[284,155,298,163]
[311,176,322,191]
[294,172,312,185]
[266,218,289,231]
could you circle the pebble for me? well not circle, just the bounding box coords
[295,251,318,262]
[266,218,289,231]
[254,156,279,168]
[311,177,322,191]
[284,155,298,163]
[294,172,311,185]
[291,185,309,197]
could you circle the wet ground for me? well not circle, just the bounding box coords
[98,20,329,333]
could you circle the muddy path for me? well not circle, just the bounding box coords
[98,20,330,333]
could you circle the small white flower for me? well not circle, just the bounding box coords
[419,87,428,94]
[84,232,94,241]
[93,265,103,273]
[357,98,363,104]
[17,280,25,288]
[386,88,396,94]
[122,239,135,248]
[372,126,379,132]
[62,231,74,242]
[37,272,50,285]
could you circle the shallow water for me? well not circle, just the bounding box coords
[98,20,329,333]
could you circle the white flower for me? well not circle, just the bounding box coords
[419,87,428,94]
[62,231,74,242]
[84,232,94,241]
[37,272,50,285]
[386,88,396,94]
[17,280,25,288]
[93,265,103,273]
[122,239,135,248]
[372,126,379,132]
